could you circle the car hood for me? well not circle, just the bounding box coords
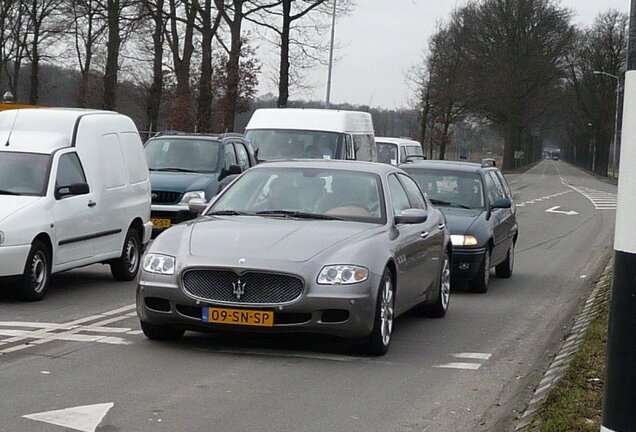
[0,195,41,224]
[438,207,484,236]
[188,216,376,263]
[149,171,218,193]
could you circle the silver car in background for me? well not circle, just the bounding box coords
[137,160,451,355]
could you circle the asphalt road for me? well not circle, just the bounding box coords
[0,160,617,432]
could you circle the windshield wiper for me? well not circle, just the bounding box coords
[0,189,21,196]
[207,210,254,216]
[150,168,202,173]
[429,199,472,210]
[255,210,344,220]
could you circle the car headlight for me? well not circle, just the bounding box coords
[317,265,369,285]
[143,254,176,275]
[180,191,206,204]
[450,235,479,246]
[0,231,4,245]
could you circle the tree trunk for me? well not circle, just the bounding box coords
[223,2,242,132]
[419,81,430,156]
[197,0,213,132]
[29,33,39,104]
[103,0,120,110]
[277,0,291,108]
[147,0,164,134]
[439,121,451,160]
[503,122,521,171]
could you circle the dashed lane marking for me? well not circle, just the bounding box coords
[452,352,492,360]
[434,352,492,370]
[515,190,572,208]
[434,362,482,370]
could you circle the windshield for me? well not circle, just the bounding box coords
[145,138,220,173]
[0,151,51,196]
[404,169,485,209]
[245,129,343,161]
[376,142,398,165]
[209,167,385,224]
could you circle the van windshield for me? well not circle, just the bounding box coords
[145,138,220,173]
[0,151,50,196]
[376,142,398,165]
[245,129,343,162]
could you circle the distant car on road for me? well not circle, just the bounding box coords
[401,160,518,293]
[144,132,257,236]
[375,137,426,165]
[137,160,451,355]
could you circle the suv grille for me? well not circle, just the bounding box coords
[152,191,182,204]
[182,269,304,305]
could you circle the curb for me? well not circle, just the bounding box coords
[514,259,613,431]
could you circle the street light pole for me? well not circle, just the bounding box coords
[325,0,337,109]
[594,70,621,179]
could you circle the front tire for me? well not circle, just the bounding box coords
[140,321,185,341]
[469,249,490,293]
[17,240,51,301]
[110,228,141,281]
[360,268,395,356]
[495,242,514,278]
[421,250,451,318]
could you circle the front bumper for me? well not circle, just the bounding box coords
[150,204,198,236]
[451,247,487,280]
[0,244,30,277]
[136,271,379,339]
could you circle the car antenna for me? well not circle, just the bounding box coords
[4,109,19,147]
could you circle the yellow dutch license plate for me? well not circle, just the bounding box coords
[151,218,172,229]
[202,307,274,327]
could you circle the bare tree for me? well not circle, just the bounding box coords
[194,0,222,132]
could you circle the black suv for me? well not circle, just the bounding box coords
[401,160,518,293]
[144,132,257,236]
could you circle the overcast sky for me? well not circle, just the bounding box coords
[257,0,630,109]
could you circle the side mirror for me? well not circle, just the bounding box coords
[491,198,512,209]
[188,198,208,214]
[395,208,428,225]
[55,182,89,199]
[227,164,242,176]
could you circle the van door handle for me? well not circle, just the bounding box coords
[88,201,97,208]
[420,231,429,239]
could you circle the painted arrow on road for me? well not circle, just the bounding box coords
[545,206,579,216]
[23,403,113,432]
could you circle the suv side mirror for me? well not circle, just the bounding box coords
[55,182,89,199]
[395,208,428,225]
[491,198,512,209]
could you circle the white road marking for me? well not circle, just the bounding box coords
[452,352,492,360]
[434,362,482,370]
[23,403,114,432]
[515,190,572,208]
[545,206,579,216]
[563,184,617,210]
[210,348,393,364]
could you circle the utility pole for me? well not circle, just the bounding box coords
[324,0,337,109]
[600,0,636,430]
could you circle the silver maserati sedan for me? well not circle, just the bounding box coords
[137,160,451,355]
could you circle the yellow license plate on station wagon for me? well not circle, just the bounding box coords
[202,307,274,327]
[151,218,172,229]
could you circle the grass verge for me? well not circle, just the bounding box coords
[534,299,609,431]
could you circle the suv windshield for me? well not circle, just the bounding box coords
[245,129,343,161]
[209,167,386,224]
[0,151,50,196]
[405,169,485,209]
[145,138,220,173]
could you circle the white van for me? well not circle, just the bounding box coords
[375,137,426,165]
[244,108,376,161]
[0,108,152,300]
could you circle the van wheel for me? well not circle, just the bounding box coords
[110,228,141,281]
[18,240,51,301]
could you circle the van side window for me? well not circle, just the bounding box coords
[224,143,237,169]
[56,153,87,190]
[345,135,355,159]
[353,135,373,161]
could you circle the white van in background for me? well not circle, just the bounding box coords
[375,137,426,165]
[244,108,376,162]
[0,108,152,300]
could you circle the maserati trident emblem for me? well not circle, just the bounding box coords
[232,278,246,300]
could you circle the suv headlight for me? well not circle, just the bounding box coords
[180,191,206,204]
[450,235,479,246]
[317,265,369,285]
[143,254,175,275]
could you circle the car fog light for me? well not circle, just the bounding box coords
[459,263,470,270]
